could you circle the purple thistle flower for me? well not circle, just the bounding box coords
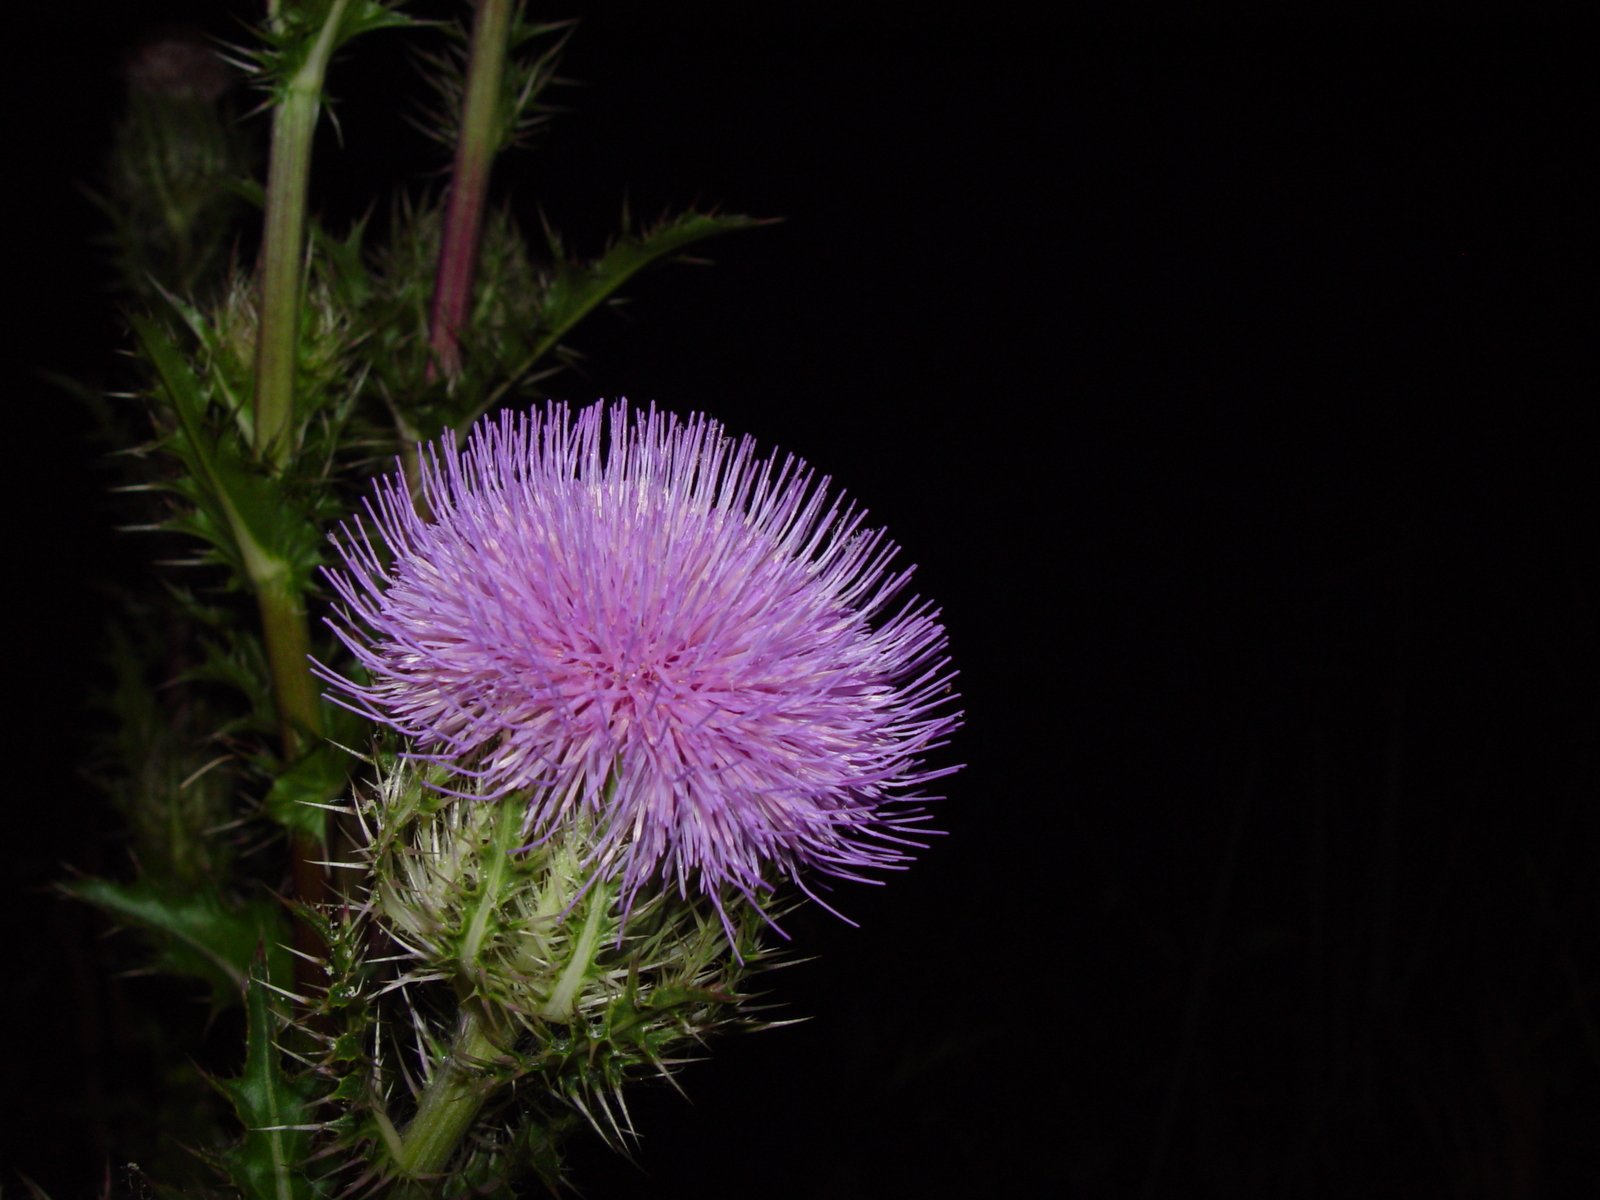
[320,400,960,925]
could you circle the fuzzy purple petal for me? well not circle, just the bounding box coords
[320,401,962,918]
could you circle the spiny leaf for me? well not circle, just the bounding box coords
[89,623,240,888]
[133,315,325,593]
[247,1,419,96]
[183,632,278,738]
[264,737,353,840]
[133,313,271,574]
[213,965,320,1200]
[464,210,769,429]
[63,877,294,1007]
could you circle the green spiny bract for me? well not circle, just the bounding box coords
[297,757,783,1193]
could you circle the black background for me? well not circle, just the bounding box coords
[6,5,1596,1197]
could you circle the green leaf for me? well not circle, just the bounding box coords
[133,314,269,572]
[311,215,376,313]
[257,1,419,90]
[332,0,417,44]
[214,966,318,1200]
[64,877,294,1007]
[183,631,279,738]
[132,315,324,593]
[465,211,768,429]
[263,738,351,840]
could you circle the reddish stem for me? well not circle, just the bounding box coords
[427,0,512,380]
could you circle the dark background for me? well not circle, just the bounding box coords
[7,5,1596,1197]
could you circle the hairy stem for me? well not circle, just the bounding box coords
[255,573,329,962]
[250,2,351,969]
[395,1005,502,1182]
[255,575,322,761]
[253,0,349,464]
[427,0,513,380]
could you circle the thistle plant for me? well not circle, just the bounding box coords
[61,3,962,1196]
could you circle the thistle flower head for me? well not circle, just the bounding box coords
[321,401,960,922]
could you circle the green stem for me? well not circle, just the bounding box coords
[253,0,349,464]
[249,2,352,973]
[255,574,323,760]
[395,1005,502,1181]
[427,0,513,380]
[255,573,329,965]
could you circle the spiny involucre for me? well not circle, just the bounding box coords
[320,400,961,926]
